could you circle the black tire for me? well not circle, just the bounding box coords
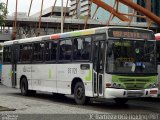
[74,82,90,105]
[20,77,36,96]
[20,77,29,96]
[114,98,128,104]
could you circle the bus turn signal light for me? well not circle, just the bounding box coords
[106,83,111,88]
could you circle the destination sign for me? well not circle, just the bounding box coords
[108,28,154,40]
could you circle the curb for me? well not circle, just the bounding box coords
[0,106,16,112]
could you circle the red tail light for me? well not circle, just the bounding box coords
[106,83,111,88]
[150,90,157,94]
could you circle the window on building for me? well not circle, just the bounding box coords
[151,0,160,16]
[137,0,146,22]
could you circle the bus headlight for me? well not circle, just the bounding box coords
[152,83,157,88]
[148,83,157,88]
[112,83,123,89]
[116,84,122,89]
[149,84,152,88]
[112,83,117,88]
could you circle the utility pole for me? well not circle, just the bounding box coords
[61,0,63,33]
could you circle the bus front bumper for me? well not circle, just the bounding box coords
[104,88,158,98]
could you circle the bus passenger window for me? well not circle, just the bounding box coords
[59,40,72,61]
[73,38,81,60]
[45,41,57,61]
[73,37,91,60]
[33,43,44,62]
[59,41,65,60]
[19,44,32,62]
[82,37,91,60]
[51,41,57,61]
[157,43,160,64]
[45,42,51,61]
[3,46,11,63]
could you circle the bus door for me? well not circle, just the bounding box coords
[92,41,105,97]
[11,44,19,88]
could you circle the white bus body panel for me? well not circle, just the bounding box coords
[2,65,12,87]
[56,64,93,96]
[31,64,57,92]
[15,63,93,97]
[17,64,32,89]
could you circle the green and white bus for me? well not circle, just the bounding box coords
[2,27,158,104]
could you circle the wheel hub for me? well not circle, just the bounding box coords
[76,87,84,99]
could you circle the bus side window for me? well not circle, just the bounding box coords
[45,41,57,61]
[157,43,160,64]
[73,37,91,61]
[59,39,72,61]
[51,41,58,61]
[3,46,11,63]
[45,42,51,61]
[19,45,23,62]
[73,38,81,60]
[19,44,32,62]
[33,42,44,62]
[59,40,65,60]
[82,37,91,60]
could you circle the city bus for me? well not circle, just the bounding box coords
[155,33,160,96]
[2,27,158,105]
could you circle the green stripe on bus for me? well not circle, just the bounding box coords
[8,69,12,78]
[85,69,92,81]
[70,32,81,37]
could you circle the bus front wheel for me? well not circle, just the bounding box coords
[74,82,89,105]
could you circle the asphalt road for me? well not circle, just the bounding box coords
[0,84,160,120]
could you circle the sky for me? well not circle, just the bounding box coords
[1,0,70,15]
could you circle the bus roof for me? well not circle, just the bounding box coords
[155,33,160,40]
[3,26,153,46]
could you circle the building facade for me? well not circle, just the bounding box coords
[137,0,160,22]
[91,0,134,22]
[69,0,91,18]
[69,0,135,22]
[69,0,160,23]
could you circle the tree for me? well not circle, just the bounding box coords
[0,2,7,26]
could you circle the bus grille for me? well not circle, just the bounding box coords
[124,83,146,90]
[119,78,150,90]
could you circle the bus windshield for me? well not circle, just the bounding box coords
[106,39,157,74]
